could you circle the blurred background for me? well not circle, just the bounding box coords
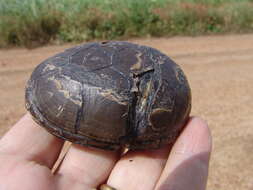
[0,0,253,189]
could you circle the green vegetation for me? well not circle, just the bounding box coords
[0,0,253,47]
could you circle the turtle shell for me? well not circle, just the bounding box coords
[25,41,191,150]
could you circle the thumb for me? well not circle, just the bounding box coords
[155,117,212,190]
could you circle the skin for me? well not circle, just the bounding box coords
[0,113,212,190]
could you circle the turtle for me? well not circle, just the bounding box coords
[25,41,191,151]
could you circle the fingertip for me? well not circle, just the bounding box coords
[155,117,212,190]
[188,116,208,130]
[167,116,212,170]
[187,116,208,132]
[183,116,212,154]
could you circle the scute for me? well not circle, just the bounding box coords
[70,43,113,70]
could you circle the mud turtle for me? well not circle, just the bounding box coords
[25,41,191,150]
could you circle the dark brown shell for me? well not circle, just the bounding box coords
[25,41,191,150]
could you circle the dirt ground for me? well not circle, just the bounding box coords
[0,34,253,190]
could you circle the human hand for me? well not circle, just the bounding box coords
[0,113,211,190]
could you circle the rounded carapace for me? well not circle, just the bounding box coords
[25,41,191,150]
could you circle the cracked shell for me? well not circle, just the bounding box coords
[25,41,191,150]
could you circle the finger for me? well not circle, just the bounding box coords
[0,113,64,168]
[106,145,171,190]
[56,144,119,190]
[155,117,212,190]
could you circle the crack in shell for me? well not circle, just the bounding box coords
[47,76,82,106]
[56,106,64,117]
[100,90,128,106]
[130,52,142,71]
[43,64,56,72]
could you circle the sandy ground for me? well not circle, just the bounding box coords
[0,34,253,190]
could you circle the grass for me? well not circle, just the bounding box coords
[0,0,253,48]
